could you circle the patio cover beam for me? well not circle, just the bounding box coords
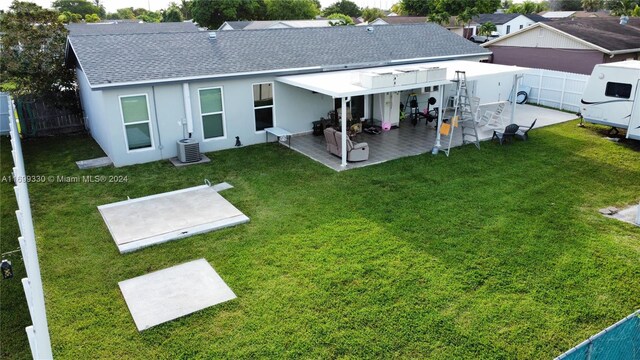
[276,60,530,99]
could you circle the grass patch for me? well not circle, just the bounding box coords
[1,120,639,359]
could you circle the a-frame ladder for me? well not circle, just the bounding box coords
[442,71,480,156]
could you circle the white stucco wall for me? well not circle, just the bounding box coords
[498,15,537,36]
[76,67,111,157]
[93,76,334,167]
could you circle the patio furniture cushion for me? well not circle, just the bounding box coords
[323,127,369,162]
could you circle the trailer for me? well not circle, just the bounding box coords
[580,61,640,140]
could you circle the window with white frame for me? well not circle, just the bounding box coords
[120,94,153,150]
[253,83,274,131]
[199,87,225,139]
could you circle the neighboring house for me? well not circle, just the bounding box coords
[473,13,545,36]
[370,16,473,38]
[482,18,640,74]
[65,22,490,167]
[218,20,333,30]
[370,16,427,25]
[541,11,614,19]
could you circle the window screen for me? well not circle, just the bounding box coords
[253,83,274,131]
[120,95,152,150]
[199,88,225,139]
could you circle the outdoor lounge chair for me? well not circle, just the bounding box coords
[478,102,506,129]
[492,123,519,145]
[515,119,537,141]
[324,127,369,162]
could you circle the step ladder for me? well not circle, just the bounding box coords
[442,71,480,156]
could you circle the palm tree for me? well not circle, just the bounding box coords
[457,7,478,39]
[478,21,497,36]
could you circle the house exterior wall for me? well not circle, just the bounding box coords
[500,15,537,36]
[85,58,490,167]
[490,26,592,50]
[488,46,603,74]
[94,76,333,166]
[76,67,111,157]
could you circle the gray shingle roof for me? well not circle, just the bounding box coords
[66,21,199,35]
[220,21,252,30]
[68,22,490,88]
[474,13,520,25]
[548,18,640,52]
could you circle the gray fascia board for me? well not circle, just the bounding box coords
[88,53,490,90]
[67,38,89,80]
[609,48,640,55]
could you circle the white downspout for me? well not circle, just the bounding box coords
[341,97,348,167]
[182,83,194,137]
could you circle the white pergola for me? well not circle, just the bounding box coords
[277,60,530,167]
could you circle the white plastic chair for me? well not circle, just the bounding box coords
[478,102,506,129]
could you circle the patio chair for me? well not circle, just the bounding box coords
[324,127,369,162]
[478,102,506,129]
[515,119,537,141]
[492,123,519,145]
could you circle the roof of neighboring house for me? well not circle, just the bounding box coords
[482,18,640,53]
[219,19,333,30]
[541,11,576,18]
[219,21,252,30]
[549,18,640,51]
[67,22,490,88]
[474,13,520,25]
[571,11,614,18]
[523,13,550,22]
[374,16,427,24]
[66,21,199,35]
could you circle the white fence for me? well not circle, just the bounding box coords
[6,95,53,359]
[521,69,589,113]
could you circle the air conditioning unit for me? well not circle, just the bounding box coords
[177,139,201,163]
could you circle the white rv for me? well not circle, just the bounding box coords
[580,61,640,140]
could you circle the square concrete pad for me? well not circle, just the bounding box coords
[119,259,236,331]
[98,185,249,253]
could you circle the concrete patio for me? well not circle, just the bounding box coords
[289,104,576,171]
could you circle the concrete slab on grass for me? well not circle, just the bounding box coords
[98,185,249,253]
[76,156,112,169]
[605,204,639,227]
[119,258,236,331]
[169,154,210,167]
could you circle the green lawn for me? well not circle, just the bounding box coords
[1,120,639,359]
